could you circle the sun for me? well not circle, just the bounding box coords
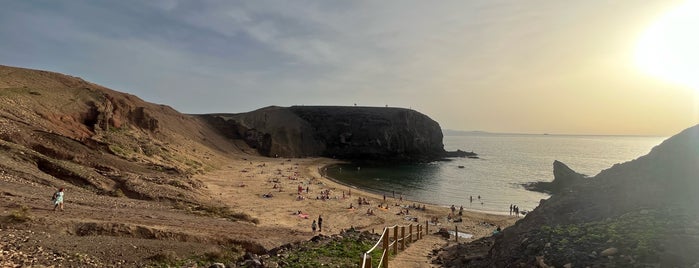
[635,0,699,90]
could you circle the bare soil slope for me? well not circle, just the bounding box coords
[0,65,515,267]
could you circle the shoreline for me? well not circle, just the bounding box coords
[196,156,518,241]
[319,162,512,216]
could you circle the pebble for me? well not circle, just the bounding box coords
[601,247,618,257]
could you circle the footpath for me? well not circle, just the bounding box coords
[389,234,448,268]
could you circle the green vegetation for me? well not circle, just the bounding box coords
[146,246,243,268]
[536,208,697,265]
[4,205,32,223]
[108,144,130,158]
[172,202,260,225]
[269,230,386,268]
[112,188,125,197]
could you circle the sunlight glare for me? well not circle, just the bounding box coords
[635,0,699,90]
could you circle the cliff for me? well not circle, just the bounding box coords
[0,65,243,201]
[200,105,459,162]
[440,125,699,267]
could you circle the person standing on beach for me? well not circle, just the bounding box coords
[450,205,456,214]
[469,196,473,204]
[52,188,65,211]
[459,205,463,216]
[312,220,317,232]
[509,204,513,215]
[318,215,323,232]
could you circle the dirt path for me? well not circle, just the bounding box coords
[391,234,448,268]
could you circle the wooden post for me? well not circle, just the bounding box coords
[401,226,406,250]
[418,224,422,240]
[455,225,459,243]
[362,253,373,268]
[425,220,429,235]
[382,229,389,268]
[393,226,398,254]
[409,224,413,243]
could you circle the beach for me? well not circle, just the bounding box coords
[196,155,517,245]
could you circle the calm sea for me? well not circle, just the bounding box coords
[324,133,666,214]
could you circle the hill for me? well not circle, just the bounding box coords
[0,65,494,267]
[0,65,327,266]
[0,64,250,200]
[439,125,699,267]
[200,105,467,162]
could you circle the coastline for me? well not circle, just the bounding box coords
[319,162,512,216]
[194,155,518,250]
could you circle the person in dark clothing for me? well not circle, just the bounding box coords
[318,215,323,232]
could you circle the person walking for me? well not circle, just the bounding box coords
[52,188,65,211]
[318,215,323,232]
[312,220,317,232]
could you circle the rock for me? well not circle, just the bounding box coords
[589,251,598,258]
[563,263,572,268]
[524,161,586,194]
[601,247,618,257]
[535,256,550,268]
[208,263,225,268]
[200,106,455,162]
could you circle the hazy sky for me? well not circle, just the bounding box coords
[1,0,697,135]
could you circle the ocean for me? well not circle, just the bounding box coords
[324,133,667,214]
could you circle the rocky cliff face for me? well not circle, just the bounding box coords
[444,125,699,267]
[0,65,241,201]
[200,106,449,162]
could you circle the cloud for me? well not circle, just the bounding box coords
[0,0,694,134]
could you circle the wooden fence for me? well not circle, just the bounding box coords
[360,221,428,268]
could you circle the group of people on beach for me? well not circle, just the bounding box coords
[509,204,523,217]
[311,215,324,232]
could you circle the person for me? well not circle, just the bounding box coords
[509,204,513,215]
[52,188,65,211]
[312,220,317,232]
[469,195,473,204]
[459,205,463,216]
[318,215,323,232]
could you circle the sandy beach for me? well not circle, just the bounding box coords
[196,155,517,244]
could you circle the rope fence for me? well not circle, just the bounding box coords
[360,221,428,268]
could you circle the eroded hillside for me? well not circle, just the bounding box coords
[0,65,250,201]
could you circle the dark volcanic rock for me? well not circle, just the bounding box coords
[524,160,586,194]
[450,125,699,267]
[200,106,466,162]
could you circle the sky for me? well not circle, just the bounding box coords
[1,0,697,136]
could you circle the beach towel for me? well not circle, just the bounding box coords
[298,213,309,219]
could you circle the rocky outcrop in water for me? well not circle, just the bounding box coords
[200,106,469,162]
[443,125,699,267]
[524,160,587,194]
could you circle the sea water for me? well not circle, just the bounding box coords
[324,133,666,213]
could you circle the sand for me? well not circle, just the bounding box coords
[196,155,517,242]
